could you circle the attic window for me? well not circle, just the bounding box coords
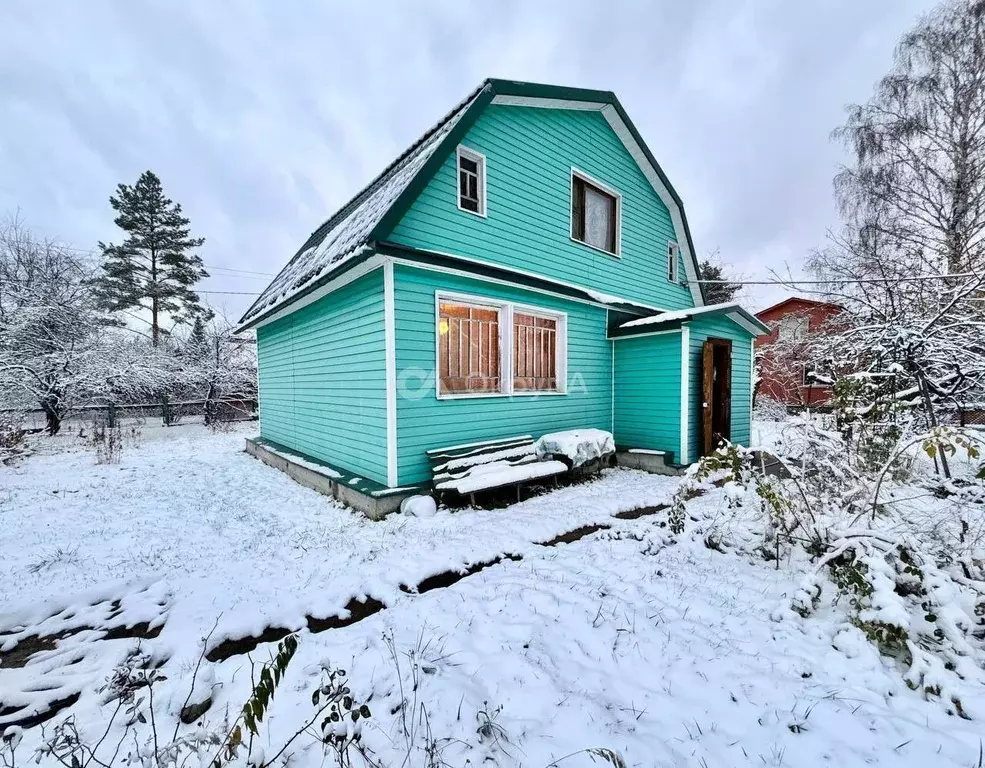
[667,241,679,282]
[571,171,620,256]
[457,146,486,216]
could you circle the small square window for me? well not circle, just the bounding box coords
[571,172,619,255]
[457,146,486,216]
[667,241,679,282]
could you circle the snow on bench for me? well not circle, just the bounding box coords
[428,434,566,503]
[535,429,616,468]
[435,459,569,495]
[427,429,615,504]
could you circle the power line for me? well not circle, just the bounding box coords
[695,272,978,286]
[208,266,275,277]
[6,236,276,277]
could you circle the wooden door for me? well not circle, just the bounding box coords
[701,338,732,456]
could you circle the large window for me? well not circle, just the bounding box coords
[436,295,566,398]
[571,171,620,255]
[457,146,486,216]
[513,312,557,392]
[438,301,500,394]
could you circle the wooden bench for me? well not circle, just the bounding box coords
[427,435,568,506]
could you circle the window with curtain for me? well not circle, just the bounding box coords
[437,301,500,394]
[571,174,618,254]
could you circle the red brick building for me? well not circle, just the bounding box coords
[755,297,842,407]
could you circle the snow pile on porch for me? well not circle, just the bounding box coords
[535,428,615,467]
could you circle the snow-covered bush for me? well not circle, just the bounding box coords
[752,395,788,424]
[88,423,124,465]
[0,418,27,464]
[674,421,985,717]
[11,633,379,768]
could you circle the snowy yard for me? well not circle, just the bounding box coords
[1,423,983,767]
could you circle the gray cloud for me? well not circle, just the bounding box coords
[0,0,935,317]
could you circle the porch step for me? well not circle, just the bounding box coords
[614,448,683,476]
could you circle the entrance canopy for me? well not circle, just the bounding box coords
[609,302,768,339]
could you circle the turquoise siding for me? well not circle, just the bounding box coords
[389,105,693,311]
[256,270,389,484]
[686,316,755,462]
[393,263,612,485]
[612,332,682,460]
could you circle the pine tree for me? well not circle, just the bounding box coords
[94,171,210,345]
[188,316,208,358]
[697,259,742,305]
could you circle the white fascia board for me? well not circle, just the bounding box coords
[680,323,691,466]
[384,259,398,487]
[240,254,386,332]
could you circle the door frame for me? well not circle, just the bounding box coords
[701,338,732,456]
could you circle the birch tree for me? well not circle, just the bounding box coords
[807,0,985,476]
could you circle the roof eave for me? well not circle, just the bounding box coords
[234,245,379,333]
[612,304,769,338]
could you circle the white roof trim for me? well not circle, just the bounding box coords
[617,304,767,337]
[491,94,703,307]
[237,254,386,332]
[621,302,746,329]
[726,311,765,337]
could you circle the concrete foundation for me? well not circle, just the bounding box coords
[615,450,683,476]
[245,437,416,519]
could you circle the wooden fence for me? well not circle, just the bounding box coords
[3,397,257,430]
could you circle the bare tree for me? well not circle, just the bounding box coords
[0,215,104,434]
[806,1,985,477]
[834,0,985,274]
[182,315,256,426]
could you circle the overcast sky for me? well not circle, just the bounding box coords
[1,1,937,319]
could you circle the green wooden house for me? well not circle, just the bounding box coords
[238,79,767,512]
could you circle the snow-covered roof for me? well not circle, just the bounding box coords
[240,78,711,329]
[238,84,486,327]
[619,302,769,335]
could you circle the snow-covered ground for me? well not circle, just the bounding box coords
[1,424,982,766]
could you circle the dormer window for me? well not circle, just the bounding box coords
[667,241,679,282]
[571,170,620,256]
[457,146,486,216]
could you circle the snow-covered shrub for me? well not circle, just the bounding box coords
[24,632,379,768]
[675,421,985,717]
[753,395,789,423]
[88,423,124,465]
[0,419,27,464]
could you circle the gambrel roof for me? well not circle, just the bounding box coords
[238,79,706,331]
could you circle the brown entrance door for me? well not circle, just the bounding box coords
[701,338,732,456]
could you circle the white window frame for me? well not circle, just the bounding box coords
[667,240,679,282]
[456,145,487,218]
[434,291,568,400]
[570,168,621,258]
